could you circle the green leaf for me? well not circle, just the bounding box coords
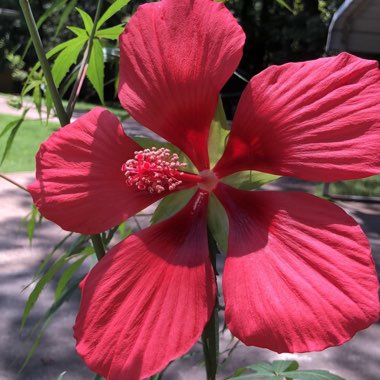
[151,188,197,224]
[27,205,38,245]
[229,362,344,380]
[208,97,229,166]
[57,372,67,380]
[31,233,74,282]
[54,248,93,301]
[32,85,42,118]
[21,253,69,330]
[96,25,124,40]
[283,370,344,380]
[67,26,88,37]
[22,0,69,57]
[222,171,280,190]
[0,109,29,166]
[87,39,105,104]
[54,0,78,38]
[76,7,94,34]
[20,277,83,372]
[207,194,228,253]
[97,0,131,30]
[51,37,86,88]
[275,0,295,14]
[118,222,132,239]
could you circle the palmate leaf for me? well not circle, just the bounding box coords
[97,0,131,29]
[51,36,87,89]
[87,39,105,104]
[229,361,345,380]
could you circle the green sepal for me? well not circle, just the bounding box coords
[222,170,280,190]
[207,194,229,254]
[208,97,229,167]
[151,188,197,224]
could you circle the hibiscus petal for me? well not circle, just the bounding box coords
[28,108,166,234]
[119,0,245,171]
[214,53,380,181]
[215,183,379,353]
[74,190,215,379]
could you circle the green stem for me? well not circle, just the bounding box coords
[66,0,103,118]
[91,234,106,261]
[19,0,70,126]
[20,0,106,262]
[202,230,220,380]
[0,173,28,192]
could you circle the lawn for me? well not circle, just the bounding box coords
[0,114,60,172]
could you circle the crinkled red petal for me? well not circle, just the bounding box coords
[119,0,245,171]
[28,108,167,234]
[215,183,379,353]
[215,53,380,181]
[74,190,215,379]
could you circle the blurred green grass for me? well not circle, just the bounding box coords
[0,114,59,172]
[316,176,380,197]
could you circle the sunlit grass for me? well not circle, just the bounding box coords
[0,114,59,173]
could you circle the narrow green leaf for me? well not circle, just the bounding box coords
[87,39,105,104]
[27,205,38,245]
[21,253,70,330]
[76,7,94,34]
[222,171,280,190]
[20,277,83,372]
[22,80,41,97]
[94,375,105,380]
[0,118,22,140]
[52,37,86,89]
[31,233,74,282]
[96,25,124,40]
[22,0,68,57]
[56,372,67,380]
[0,109,29,166]
[275,0,295,14]
[67,26,87,37]
[207,194,228,253]
[97,0,131,29]
[54,248,93,301]
[151,188,197,224]
[54,0,78,37]
[32,85,42,118]
[208,97,229,166]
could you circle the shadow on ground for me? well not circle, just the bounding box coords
[0,173,379,380]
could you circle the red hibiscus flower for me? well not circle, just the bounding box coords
[29,0,380,379]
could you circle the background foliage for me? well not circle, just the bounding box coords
[0,0,344,99]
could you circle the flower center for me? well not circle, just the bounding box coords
[198,170,218,192]
[122,147,187,194]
